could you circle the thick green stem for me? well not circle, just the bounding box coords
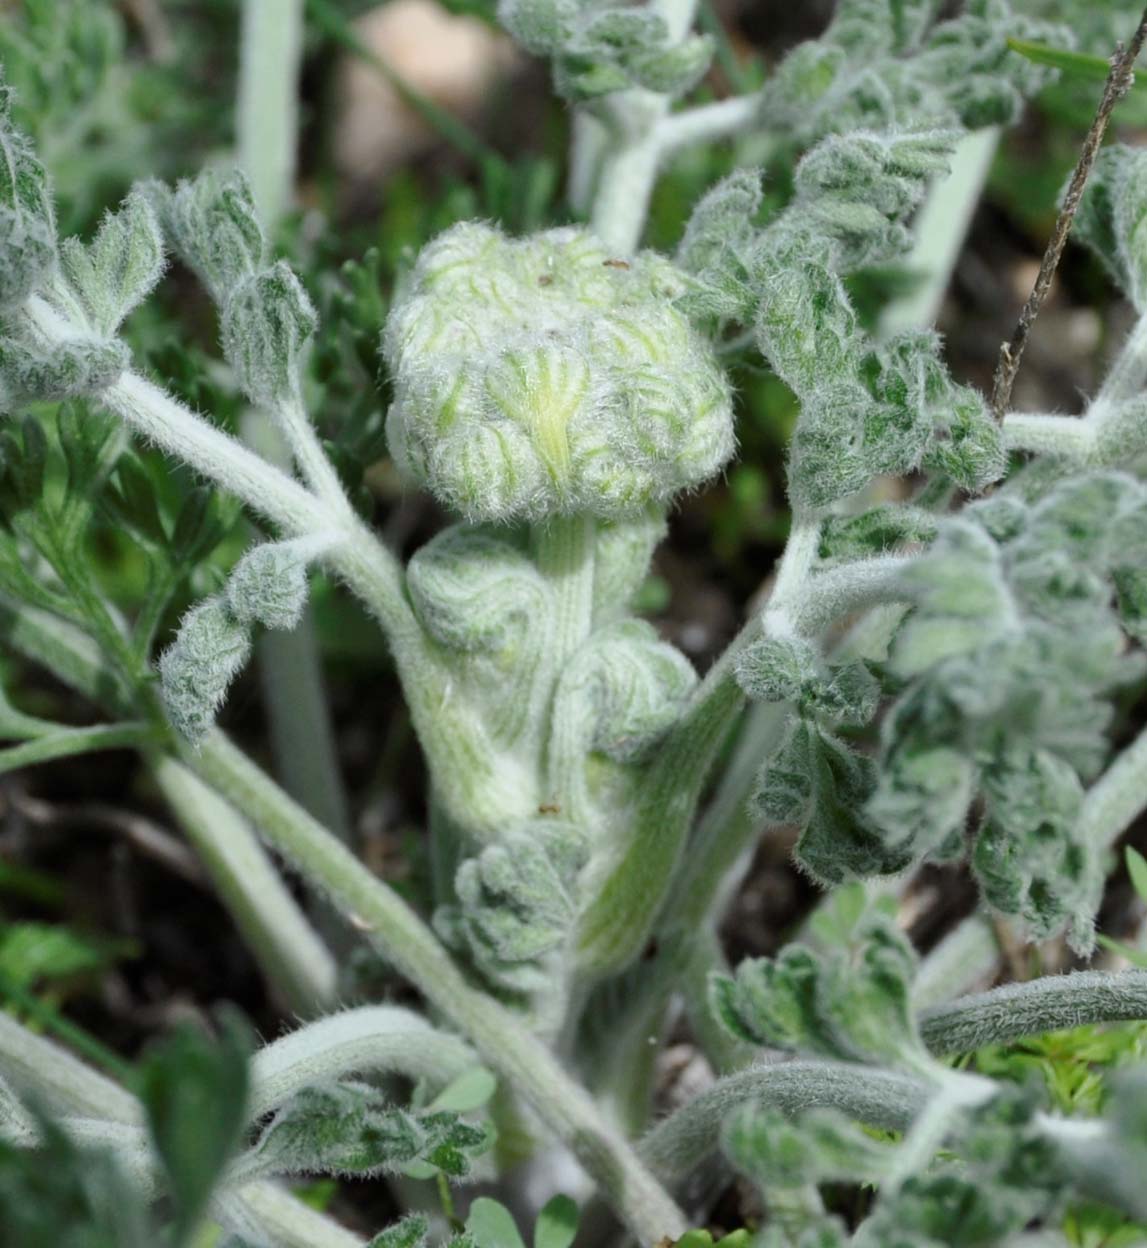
[534,513,597,813]
[575,623,754,977]
[188,731,688,1243]
[151,755,338,1014]
[532,513,597,674]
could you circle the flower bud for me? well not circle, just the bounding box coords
[383,223,735,523]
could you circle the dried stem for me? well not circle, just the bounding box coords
[991,6,1147,420]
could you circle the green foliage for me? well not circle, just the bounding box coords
[138,1012,252,1245]
[868,474,1147,948]
[55,189,165,336]
[499,0,714,102]
[1074,144,1147,312]
[710,911,923,1068]
[0,1104,152,1248]
[0,84,56,311]
[0,921,133,992]
[759,0,1067,144]
[436,820,588,1021]
[251,1081,491,1180]
[1099,847,1147,969]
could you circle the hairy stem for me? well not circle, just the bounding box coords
[189,731,688,1242]
[1078,720,1147,845]
[333,530,536,839]
[640,1060,926,1180]
[764,516,821,635]
[918,970,1147,1055]
[0,601,338,1017]
[248,1006,477,1120]
[151,755,338,1014]
[1002,411,1095,461]
[98,369,330,538]
[532,513,596,675]
[589,0,701,252]
[656,93,763,160]
[792,555,914,636]
[592,112,665,255]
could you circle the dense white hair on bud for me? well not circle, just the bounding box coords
[382,223,735,523]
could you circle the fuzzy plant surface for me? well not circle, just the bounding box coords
[4,0,1147,1246]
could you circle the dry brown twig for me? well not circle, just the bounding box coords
[991,5,1147,420]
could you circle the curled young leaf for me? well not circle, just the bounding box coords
[158,599,252,743]
[225,537,328,633]
[222,261,317,410]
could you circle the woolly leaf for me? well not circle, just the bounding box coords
[710,913,923,1067]
[724,1103,893,1190]
[408,525,553,654]
[0,330,127,412]
[368,1217,430,1248]
[591,507,666,622]
[555,618,697,762]
[676,170,763,320]
[57,188,165,335]
[1074,145,1147,310]
[497,0,579,56]
[436,822,588,1008]
[148,169,263,306]
[758,0,1066,144]
[0,85,55,310]
[139,1011,251,1247]
[384,223,733,522]
[736,637,878,727]
[222,261,317,409]
[754,718,910,885]
[225,539,318,632]
[252,1082,491,1180]
[158,598,252,742]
